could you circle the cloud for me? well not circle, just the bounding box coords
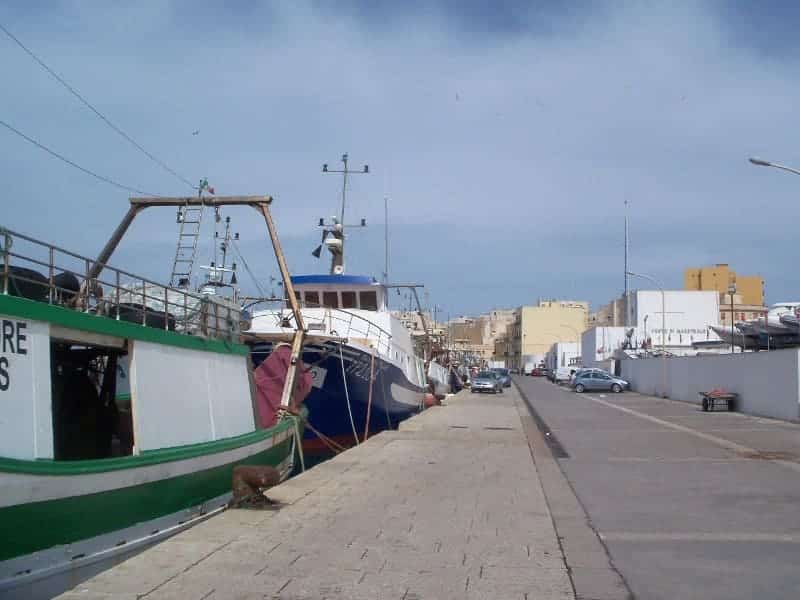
[2,1,799,316]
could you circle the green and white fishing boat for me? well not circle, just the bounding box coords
[0,195,309,599]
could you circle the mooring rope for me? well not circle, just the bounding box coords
[338,342,360,446]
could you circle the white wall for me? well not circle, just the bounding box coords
[621,349,800,421]
[582,326,629,368]
[130,341,255,451]
[629,290,720,349]
[0,315,52,459]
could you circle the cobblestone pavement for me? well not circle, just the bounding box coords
[59,387,576,600]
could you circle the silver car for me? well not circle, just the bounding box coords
[471,371,503,394]
[572,371,628,393]
[490,367,512,387]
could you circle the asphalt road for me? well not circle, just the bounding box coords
[515,375,800,600]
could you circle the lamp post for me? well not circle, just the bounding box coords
[626,271,667,398]
[749,156,800,177]
[728,282,736,354]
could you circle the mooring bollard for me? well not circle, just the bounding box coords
[230,465,281,509]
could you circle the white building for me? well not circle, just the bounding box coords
[544,342,580,372]
[582,290,721,368]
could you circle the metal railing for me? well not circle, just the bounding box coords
[1,226,241,341]
[249,297,394,356]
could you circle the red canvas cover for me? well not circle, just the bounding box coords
[254,344,313,428]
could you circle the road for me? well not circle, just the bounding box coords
[515,376,800,600]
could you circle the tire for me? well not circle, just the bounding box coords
[575,383,585,393]
[498,388,504,394]
[702,397,709,411]
[611,383,622,393]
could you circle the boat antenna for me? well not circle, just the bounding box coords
[384,195,389,286]
[317,153,369,274]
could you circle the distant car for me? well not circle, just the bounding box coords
[471,370,504,394]
[491,367,512,387]
[530,367,547,377]
[572,371,628,393]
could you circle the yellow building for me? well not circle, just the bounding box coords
[685,264,764,306]
[509,300,588,371]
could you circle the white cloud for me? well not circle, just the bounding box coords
[2,1,800,314]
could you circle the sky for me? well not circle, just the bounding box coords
[3,1,800,318]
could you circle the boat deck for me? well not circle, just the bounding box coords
[56,387,617,599]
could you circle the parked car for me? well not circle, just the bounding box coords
[491,367,512,387]
[569,367,607,385]
[552,367,573,384]
[471,371,504,394]
[572,371,629,393]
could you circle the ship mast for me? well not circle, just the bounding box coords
[319,153,369,274]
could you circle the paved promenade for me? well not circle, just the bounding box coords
[59,386,625,599]
[517,376,800,600]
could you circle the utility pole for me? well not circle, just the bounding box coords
[624,199,629,327]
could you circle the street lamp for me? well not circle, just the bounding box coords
[626,271,667,398]
[749,157,800,177]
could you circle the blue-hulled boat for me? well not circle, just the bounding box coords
[245,156,427,458]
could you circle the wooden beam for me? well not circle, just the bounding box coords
[129,196,272,207]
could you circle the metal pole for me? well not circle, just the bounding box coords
[384,196,389,285]
[730,292,735,353]
[626,271,667,397]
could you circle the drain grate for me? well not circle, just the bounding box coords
[483,426,514,431]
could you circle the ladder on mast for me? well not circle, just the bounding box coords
[169,180,209,287]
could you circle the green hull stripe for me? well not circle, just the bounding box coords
[0,294,249,356]
[0,411,305,475]
[0,439,294,562]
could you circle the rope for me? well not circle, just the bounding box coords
[303,420,348,454]
[363,350,376,442]
[278,410,305,473]
[339,342,360,446]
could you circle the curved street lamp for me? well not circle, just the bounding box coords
[626,271,668,398]
[749,157,800,177]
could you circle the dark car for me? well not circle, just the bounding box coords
[471,371,503,394]
[491,367,512,387]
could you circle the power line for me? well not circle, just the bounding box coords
[0,118,158,196]
[0,21,197,190]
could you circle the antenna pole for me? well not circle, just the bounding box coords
[624,199,629,327]
[321,153,369,274]
[384,195,389,285]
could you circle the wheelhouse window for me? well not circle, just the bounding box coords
[360,290,378,311]
[322,291,338,308]
[341,290,357,309]
[304,291,319,307]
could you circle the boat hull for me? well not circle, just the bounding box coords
[0,420,299,598]
[251,340,424,457]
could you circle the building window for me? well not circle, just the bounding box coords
[305,291,319,307]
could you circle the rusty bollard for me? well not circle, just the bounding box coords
[229,465,281,509]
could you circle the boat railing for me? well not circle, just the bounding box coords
[249,297,393,355]
[1,226,241,341]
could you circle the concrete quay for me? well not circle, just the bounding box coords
[58,386,627,600]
